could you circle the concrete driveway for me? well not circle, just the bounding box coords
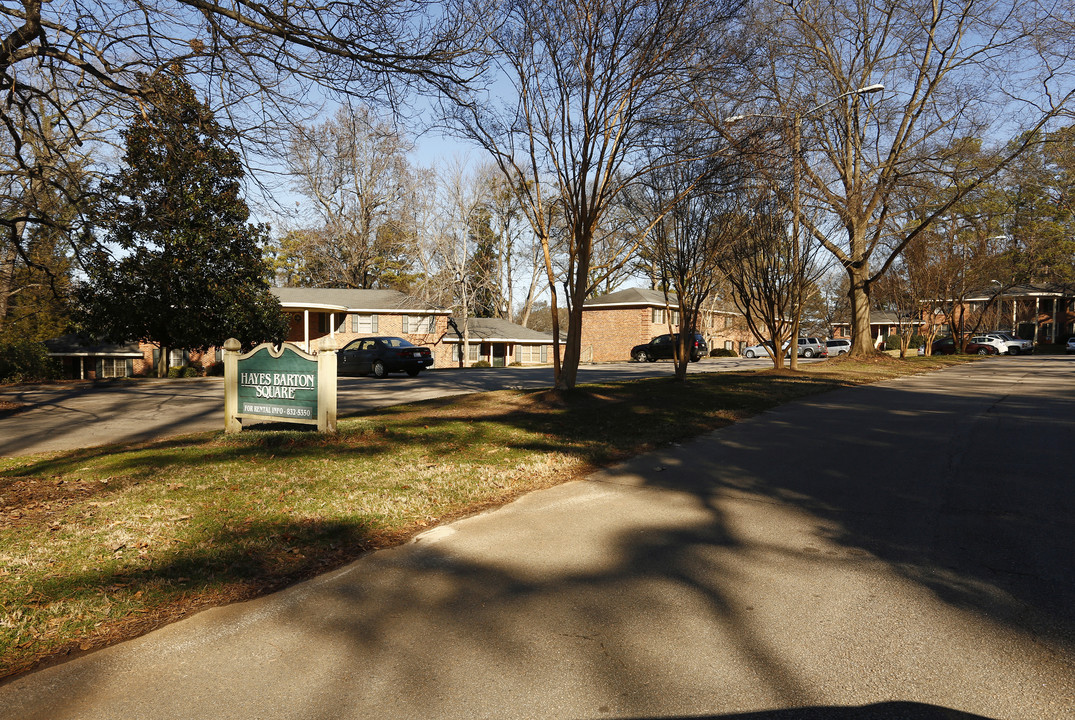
[0,357,818,457]
[0,356,1071,719]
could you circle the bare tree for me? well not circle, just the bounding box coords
[280,105,420,289]
[719,188,804,370]
[642,151,743,380]
[425,159,504,365]
[737,0,1075,356]
[1,0,485,290]
[447,0,745,390]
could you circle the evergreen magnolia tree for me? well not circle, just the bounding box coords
[79,65,288,376]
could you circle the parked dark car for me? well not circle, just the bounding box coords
[338,336,434,377]
[631,333,708,362]
[930,337,999,356]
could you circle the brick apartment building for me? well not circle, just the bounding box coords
[47,287,561,378]
[580,288,757,363]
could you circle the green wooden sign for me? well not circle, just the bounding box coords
[224,339,337,434]
[237,345,318,421]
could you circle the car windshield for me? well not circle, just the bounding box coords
[382,337,416,348]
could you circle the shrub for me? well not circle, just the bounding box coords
[710,348,738,358]
[206,361,225,376]
[0,339,59,383]
[167,366,185,378]
[183,366,200,377]
[885,333,928,351]
[471,360,491,368]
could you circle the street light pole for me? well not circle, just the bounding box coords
[790,110,802,370]
[726,84,883,366]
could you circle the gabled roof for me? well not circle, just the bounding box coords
[583,287,741,314]
[963,282,1075,301]
[444,317,557,343]
[270,287,449,314]
[831,309,907,327]
[44,334,143,357]
[584,287,680,308]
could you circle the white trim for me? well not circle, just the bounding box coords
[585,301,681,310]
[278,302,349,312]
[278,301,450,315]
[443,337,550,344]
[47,352,143,358]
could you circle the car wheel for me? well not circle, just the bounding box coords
[803,349,814,358]
[406,368,420,377]
[977,347,989,355]
[372,360,388,378]
[1008,347,1019,356]
[633,350,648,362]
[744,349,755,358]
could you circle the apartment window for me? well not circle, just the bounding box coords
[672,310,680,326]
[651,308,664,324]
[520,345,548,363]
[454,343,481,362]
[169,349,187,367]
[404,315,434,333]
[725,341,733,351]
[351,314,379,333]
[100,358,129,378]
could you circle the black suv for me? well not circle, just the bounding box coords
[631,333,708,362]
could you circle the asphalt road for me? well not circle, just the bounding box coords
[0,357,819,457]
[0,356,1071,719]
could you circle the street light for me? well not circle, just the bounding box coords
[725,84,883,366]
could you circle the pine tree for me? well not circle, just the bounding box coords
[78,65,288,375]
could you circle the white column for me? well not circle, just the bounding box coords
[303,310,310,353]
[1035,297,1040,342]
[1052,299,1059,343]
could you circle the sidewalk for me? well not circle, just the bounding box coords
[1,358,1072,719]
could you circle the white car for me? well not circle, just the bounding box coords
[826,338,851,355]
[970,335,1007,354]
[742,340,789,359]
[979,332,1034,355]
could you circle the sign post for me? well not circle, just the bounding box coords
[224,337,337,434]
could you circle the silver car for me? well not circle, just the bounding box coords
[742,340,788,359]
[826,338,851,355]
[795,337,826,358]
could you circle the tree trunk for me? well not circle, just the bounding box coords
[847,262,877,356]
[556,300,584,390]
[0,223,26,334]
[157,346,169,378]
[673,334,689,381]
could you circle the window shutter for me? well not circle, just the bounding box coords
[95,358,103,378]
[126,359,134,376]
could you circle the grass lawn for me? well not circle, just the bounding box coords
[0,354,973,679]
